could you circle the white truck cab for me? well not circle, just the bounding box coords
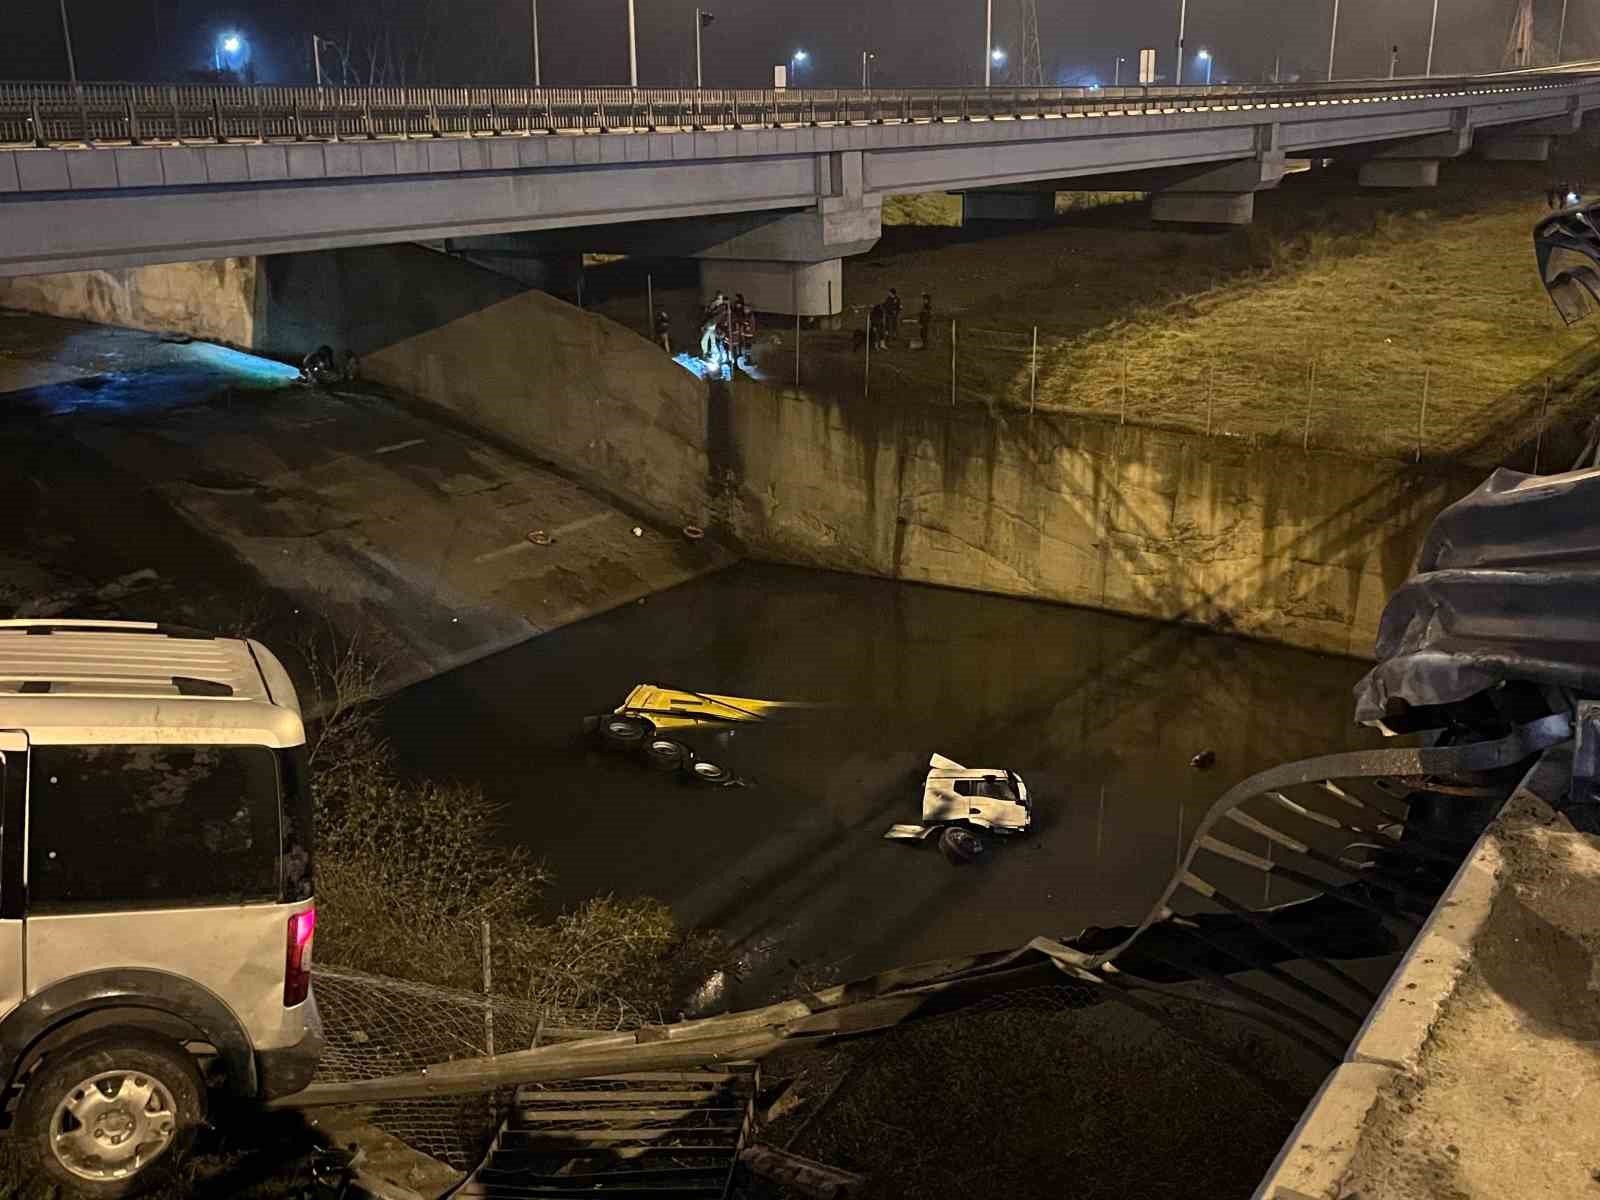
[0,620,320,1197]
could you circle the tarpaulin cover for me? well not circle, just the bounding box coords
[1354,465,1600,725]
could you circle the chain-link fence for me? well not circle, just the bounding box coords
[313,964,596,1170]
[728,311,1589,469]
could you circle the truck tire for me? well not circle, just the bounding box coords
[687,759,733,787]
[599,715,651,750]
[15,1029,205,1199]
[645,738,690,772]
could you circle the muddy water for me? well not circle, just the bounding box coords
[386,563,1373,999]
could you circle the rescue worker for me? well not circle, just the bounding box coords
[869,303,888,351]
[700,315,720,363]
[918,291,934,350]
[654,307,673,355]
[885,288,903,338]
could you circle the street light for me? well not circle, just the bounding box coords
[1114,55,1127,86]
[58,0,77,83]
[215,31,245,74]
[791,49,808,85]
[1198,48,1212,85]
[1426,0,1440,76]
[1327,0,1340,81]
[695,9,715,89]
[984,0,994,88]
[861,49,877,88]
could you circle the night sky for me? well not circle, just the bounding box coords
[4,0,1593,90]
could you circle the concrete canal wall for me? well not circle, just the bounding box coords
[714,383,1480,659]
[2,255,1482,657]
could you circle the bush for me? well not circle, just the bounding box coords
[303,630,725,1026]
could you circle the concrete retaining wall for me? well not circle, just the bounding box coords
[715,383,1479,658]
[0,257,260,348]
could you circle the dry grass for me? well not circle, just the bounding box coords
[883,191,1149,227]
[1039,199,1599,462]
[760,151,1600,467]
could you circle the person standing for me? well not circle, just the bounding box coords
[885,288,903,338]
[869,303,888,351]
[654,308,673,355]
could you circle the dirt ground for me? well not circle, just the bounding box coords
[1341,793,1600,1199]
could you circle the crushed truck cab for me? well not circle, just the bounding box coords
[885,754,1033,841]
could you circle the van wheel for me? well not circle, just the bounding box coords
[16,1030,205,1199]
[645,738,690,772]
[599,715,651,750]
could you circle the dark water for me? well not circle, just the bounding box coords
[386,563,1373,997]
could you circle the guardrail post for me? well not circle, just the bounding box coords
[30,98,45,148]
[808,95,818,127]
[362,97,375,140]
[212,96,226,144]
[597,101,608,133]
[126,97,141,145]
[292,100,305,141]
[544,93,556,133]
[960,92,970,122]
[170,86,181,141]
[255,88,266,143]
[428,101,441,136]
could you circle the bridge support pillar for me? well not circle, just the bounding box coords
[1151,151,1286,226]
[1359,126,1470,188]
[699,259,842,318]
[1358,159,1441,188]
[961,190,1057,222]
[1478,133,1554,162]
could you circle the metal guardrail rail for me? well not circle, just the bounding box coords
[1,69,1595,149]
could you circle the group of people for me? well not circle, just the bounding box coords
[868,288,935,352]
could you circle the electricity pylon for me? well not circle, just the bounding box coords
[1503,0,1535,68]
[1017,0,1044,85]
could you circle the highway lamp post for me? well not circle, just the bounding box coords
[1558,0,1570,63]
[1426,0,1439,76]
[696,10,716,89]
[1114,55,1126,85]
[1176,0,1188,85]
[628,0,638,88]
[862,50,876,88]
[1328,0,1340,81]
[58,0,78,84]
[1390,43,1399,79]
[985,0,994,87]
[530,0,541,86]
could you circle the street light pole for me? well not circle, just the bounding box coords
[58,0,78,84]
[1176,0,1188,85]
[530,0,541,86]
[312,33,323,86]
[695,8,702,88]
[1425,0,1439,76]
[1114,56,1124,86]
[1558,0,1570,63]
[627,0,638,87]
[1327,0,1340,81]
[985,0,993,87]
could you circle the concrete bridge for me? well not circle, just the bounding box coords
[3,70,1598,313]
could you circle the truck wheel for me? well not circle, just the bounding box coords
[16,1029,205,1199]
[645,738,690,772]
[687,759,733,787]
[599,715,651,750]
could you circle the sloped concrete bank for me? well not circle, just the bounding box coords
[1256,747,1600,1200]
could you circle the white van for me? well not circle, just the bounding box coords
[0,620,320,1197]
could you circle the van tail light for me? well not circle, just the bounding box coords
[285,908,316,1007]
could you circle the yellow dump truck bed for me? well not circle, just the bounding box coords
[616,684,802,731]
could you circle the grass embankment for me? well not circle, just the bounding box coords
[777,152,1600,466]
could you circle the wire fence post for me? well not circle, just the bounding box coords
[1120,347,1128,425]
[1206,361,1215,436]
[1416,367,1430,463]
[793,272,801,395]
[646,272,654,339]
[481,919,495,1058]
[951,319,958,406]
[864,312,871,400]
[1303,359,1316,451]
[1029,325,1038,415]
[1535,376,1550,473]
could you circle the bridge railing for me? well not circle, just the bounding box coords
[0,73,1585,149]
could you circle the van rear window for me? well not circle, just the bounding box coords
[29,745,281,911]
